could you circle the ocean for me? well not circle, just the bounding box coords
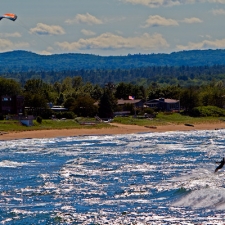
[0,130,225,224]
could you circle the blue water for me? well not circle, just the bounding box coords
[0,130,225,224]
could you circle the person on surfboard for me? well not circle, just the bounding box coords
[215,157,225,173]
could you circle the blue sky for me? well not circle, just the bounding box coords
[1,0,225,55]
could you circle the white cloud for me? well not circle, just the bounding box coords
[209,0,225,3]
[0,38,29,51]
[0,32,21,38]
[182,17,203,24]
[30,23,65,35]
[65,13,103,25]
[177,38,225,50]
[81,29,96,36]
[122,0,225,7]
[143,15,179,27]
[39,50,53,55]
[212,9,225,15]
[56,32,169,51]
[38,47,54,55]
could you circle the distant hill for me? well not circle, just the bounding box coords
[1,49,225,73]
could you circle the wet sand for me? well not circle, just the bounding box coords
[0,122,225,140]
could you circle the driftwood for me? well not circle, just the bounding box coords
[184,123,194,127]
[145,126,157,129]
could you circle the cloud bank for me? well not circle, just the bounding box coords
[122,0,225,7]
[56,32,169,51]
[177,38,225,50]
[0,38,29,51]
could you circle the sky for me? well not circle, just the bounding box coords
[0,0,225,56]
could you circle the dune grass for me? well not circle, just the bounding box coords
[0,118,111,132]
[0,113,224,132]
[112,112,224,126]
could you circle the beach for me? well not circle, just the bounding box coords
[0,122,225,140]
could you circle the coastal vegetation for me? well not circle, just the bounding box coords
[1,75,225,118]
[1,49,225,132]
[0,113,224,132]
[0,118,111,132]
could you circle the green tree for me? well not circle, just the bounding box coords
[71,95,98,117]
[61,77,73,94]
[0,77,22,96]
[56,93,65,105]
[24,79,44,94]
[53,82,62,95]
[90,84,103,100]
[64,97,76,110]
[23,79,51,109]
[98,88,117,118]
[72,76,83,90]
[23,92,48,108]
[180,86,200,111]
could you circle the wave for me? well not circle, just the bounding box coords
[0,160,29,168]
[173,187,225,210]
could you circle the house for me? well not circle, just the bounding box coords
[0,95,24,115]
[114,99,144,116]
[145,98,180,111]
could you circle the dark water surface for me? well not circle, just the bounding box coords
[0,130,225,224]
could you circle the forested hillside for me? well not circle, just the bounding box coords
[1,49,225,86]
[1,65,225,87]
[1,49,225,72]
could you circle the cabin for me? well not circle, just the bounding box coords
[145,98,180,111]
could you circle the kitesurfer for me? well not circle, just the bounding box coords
[215,157,225,173]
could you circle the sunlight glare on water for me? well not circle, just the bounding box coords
[0,130,225,224]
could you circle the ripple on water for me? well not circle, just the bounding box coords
[0,130,225,223]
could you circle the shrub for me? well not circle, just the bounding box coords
[55,111,76,119]
[190,106,225,117]
[0,114,4,120]
[36,116,42,124]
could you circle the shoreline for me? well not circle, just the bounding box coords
[0,122,225,140]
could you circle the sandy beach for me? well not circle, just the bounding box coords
[0,122,225,140]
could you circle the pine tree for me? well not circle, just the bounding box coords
[98,88,117,118]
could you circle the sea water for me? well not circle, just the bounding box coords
[0,129,225,224]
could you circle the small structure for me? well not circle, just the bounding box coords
[50,105,68,112]
[145,98,180,111]
[11,114,34,126]
[113,111,131,117]
[20,115,34,126]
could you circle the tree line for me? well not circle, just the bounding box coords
[2,65,225,87]
[1,76,225,118]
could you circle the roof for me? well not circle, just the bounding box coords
[117,99,143,105]
[146,98,179,104]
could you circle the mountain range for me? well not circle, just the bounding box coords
[1,49,225,73]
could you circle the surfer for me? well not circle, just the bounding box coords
[215,157,225,173]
